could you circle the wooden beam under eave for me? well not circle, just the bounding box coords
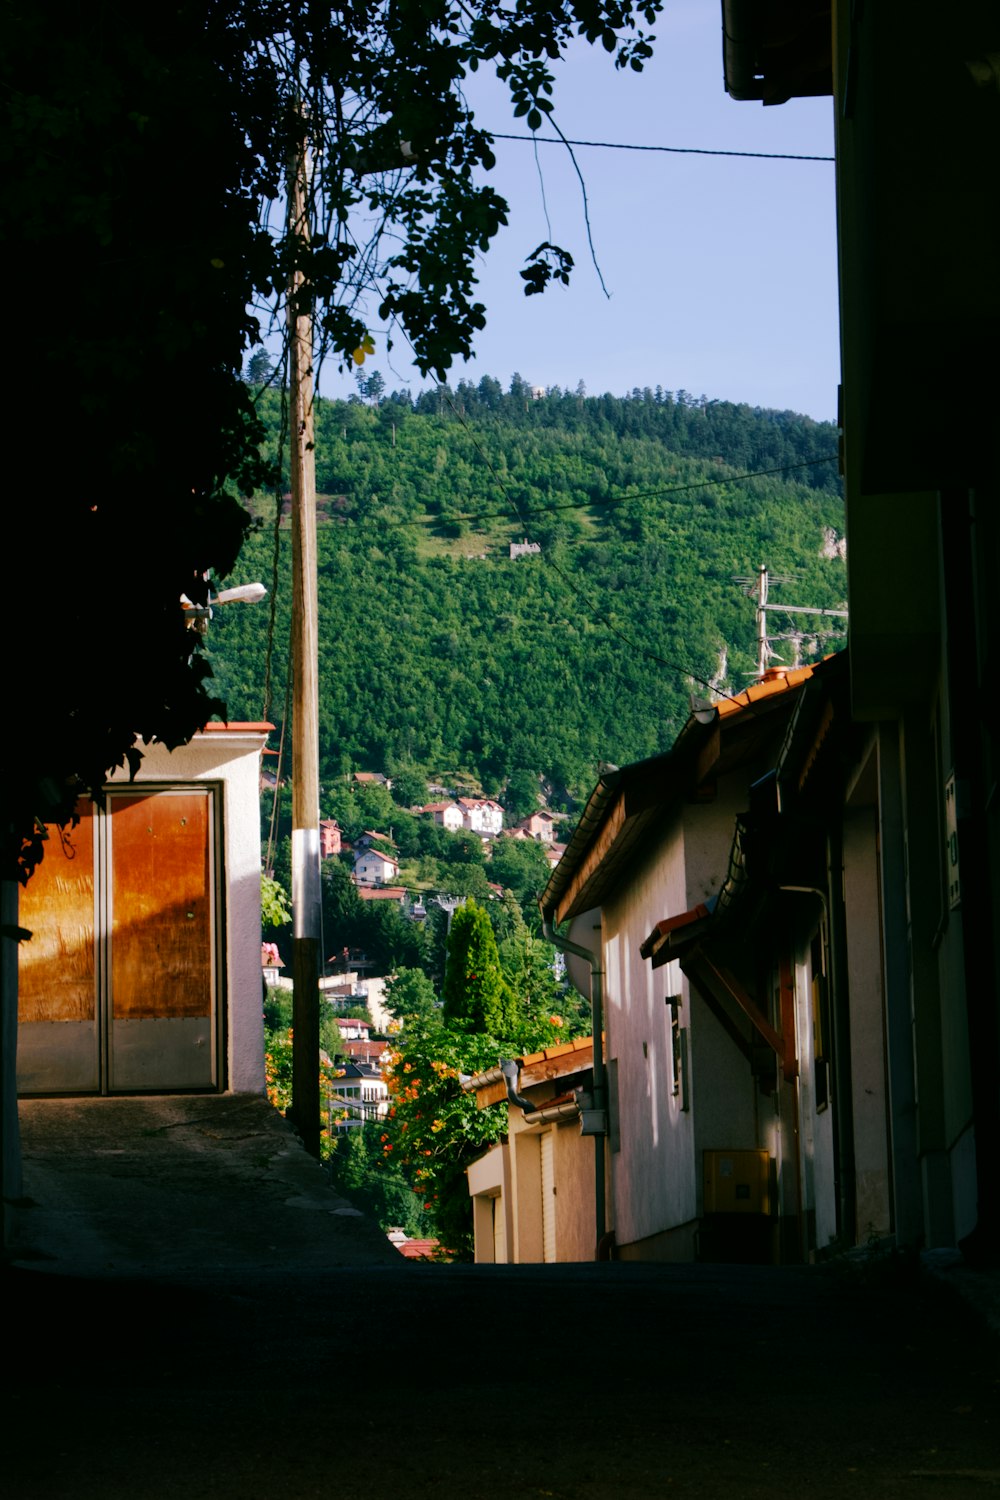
[693,722,721,790]
[686,960,752,1062]
[554,792,627,925]
[700,955,785,1060]
[475,1081,508,1109]
[521,1043,595,1087]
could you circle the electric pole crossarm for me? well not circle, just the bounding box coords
[760,603,849,617]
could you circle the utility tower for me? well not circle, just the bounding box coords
[735,565,849,678]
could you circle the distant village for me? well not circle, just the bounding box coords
[261,769,568,1150]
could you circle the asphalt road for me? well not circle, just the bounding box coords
[7,1097,999,1499]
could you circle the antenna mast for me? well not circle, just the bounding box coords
[735,566,849,678]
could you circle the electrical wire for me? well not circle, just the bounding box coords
[397,454,840,527]
[490,131,835,163]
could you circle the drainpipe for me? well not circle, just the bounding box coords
[781,866,856,1251]
[826,827,857,1248]
[541,910,607,1257]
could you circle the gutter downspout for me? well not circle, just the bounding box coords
[541,909,607,1258]
[827,826,857,1249]
[780,872,856,1251]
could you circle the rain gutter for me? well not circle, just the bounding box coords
[540,907,607,1258]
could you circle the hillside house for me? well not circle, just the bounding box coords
[340,1036,393,1068]
[510,812,555,844]
[329,1058,389,1132]
[357,885,407,905]
[422,801,465,832]
[458,797,504,836]
[355,830,397,852]
[352,771,392,791]
[352,848,401,887]
[319,818,342,858]
[17,724,271,1097]
[336,1016,371,1043]
[262,943,285,987]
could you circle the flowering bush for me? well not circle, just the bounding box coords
[381,1009,562,1258]
[264,1026,344,1160]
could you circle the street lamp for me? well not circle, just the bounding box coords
[180,580,267,635]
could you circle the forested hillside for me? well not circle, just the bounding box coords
[208,377,845,804]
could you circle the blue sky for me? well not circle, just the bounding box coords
[310,0,840,421]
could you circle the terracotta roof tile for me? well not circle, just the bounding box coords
[715,663,818,719]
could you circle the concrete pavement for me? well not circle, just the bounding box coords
[9,1094,399,1279]
[6,1095,1000,1499]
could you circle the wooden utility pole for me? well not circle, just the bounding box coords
[288,126,321,1159]
[755,562,769,679]
[751,564,849,678]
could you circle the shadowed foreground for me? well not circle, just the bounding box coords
[7,1097,999,1499]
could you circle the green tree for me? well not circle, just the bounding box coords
[261,873,291,929]
[440,864,495,902]
[442,899,515,1033]
[245,349,275,385]
[5,0,664,877]
[382,1006,560,1255]
[503,769,541,822]
[384,966,440,1026]
[328,1125,428,1236]
[390,767,429,810]
[356,370,386,404]
[489,836,553,927]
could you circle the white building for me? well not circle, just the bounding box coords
[18,723,271,1096]
[353,847,401,886]
[458,797,504,836]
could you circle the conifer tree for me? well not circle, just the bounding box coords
[442,899,515,1034]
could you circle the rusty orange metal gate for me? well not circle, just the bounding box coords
[18,786,222,1095]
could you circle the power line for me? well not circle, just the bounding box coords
[400,455,839,527]
[489,131,834,163]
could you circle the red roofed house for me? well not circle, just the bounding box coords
[458,797,504,836]
[356,885,406,905]
[464,1036,598,1264]
[422,801,464,832]
[352,847,400,887]
[319,818,342,858]
[511,811,555,844]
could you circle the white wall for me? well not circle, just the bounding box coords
[601,781,762,1255]
[602,810,695,1250]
